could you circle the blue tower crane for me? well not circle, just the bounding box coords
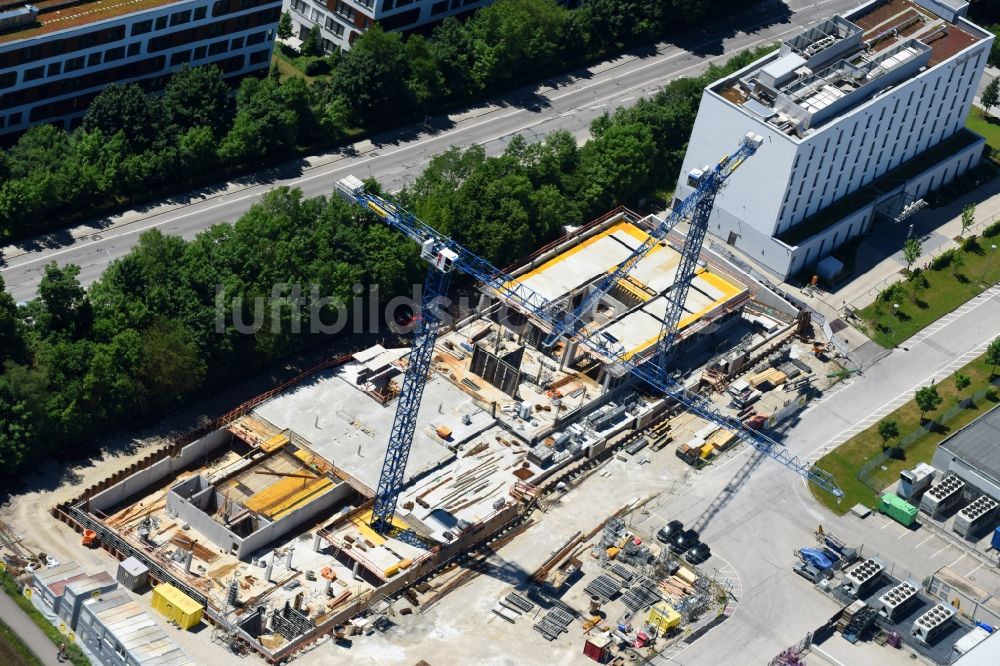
[336,157,840,534]
[543,132,762,349]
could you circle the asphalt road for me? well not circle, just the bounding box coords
[0,0,860,303]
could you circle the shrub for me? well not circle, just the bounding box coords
[984,219,1000,238]
[931,249,956,271]
[304,58,331,76]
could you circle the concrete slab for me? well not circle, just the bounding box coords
[255,368,490,492]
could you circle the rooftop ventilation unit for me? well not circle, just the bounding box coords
[954,495,999,540]
[910,603,955,645]
[843,558,884,598]
[878,581,919,622]
[919,474,965,518]
[898,463,936,501]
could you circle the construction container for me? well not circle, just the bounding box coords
[898,463,935,502]
[919,474,966,518]
[911,603,955,645]
[842,558,885,599]
[953,494,999,540]
[583,635,611,662]
[152,583,203,629]
[647,602,681,632]
[878,493,918,527]
[699,443,715,460]
[435,425,453,439]
[116,556,149,592]
[877,581,919,622]
[59,572,117,631]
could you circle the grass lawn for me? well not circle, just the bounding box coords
[966,106,1000,152]
[810,352,1000,514]
[857,239,1000,347]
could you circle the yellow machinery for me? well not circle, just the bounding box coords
[648,602,681,632]
[152,583,203,629]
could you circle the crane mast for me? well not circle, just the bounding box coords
[336,139,839,534]
[544,133,762,349]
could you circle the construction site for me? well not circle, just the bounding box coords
[0,135,883,666]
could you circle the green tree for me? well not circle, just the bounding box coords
[982,77,999,117]
[278,10,293,40]
[405,35,446,112]
[138,317,206,409]
[902,236,922,272]
[178,125,218,176]
[877,419,899,452]
[82,83,162,152]
[301,24,322,57]
[0,378,35,470]
[218,78,298,163]
[0,276,21,363]
[333,25,409,121]
[161,65,232,136]
[915,384,942,423]
[986,336,1000,378]
[468,0,569,87]
[961,203,976,238]
[577,122,656,214]
[37,263,91,335]
[952,248,966,278]
[954,373,971,399]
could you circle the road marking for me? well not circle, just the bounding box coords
[880,520,893,530]
[966,563,984,578]
[896,529,911,539]
[917,535,935,548]
[930,545,949,558]
[947,554,966,569]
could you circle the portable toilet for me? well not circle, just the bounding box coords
[152,583,203,629]
[992,526,1000,551]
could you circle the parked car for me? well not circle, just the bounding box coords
[685,543,711,564]
[669,529,700,554]
[656,520,684,544]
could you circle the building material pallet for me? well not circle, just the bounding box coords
[585,575,623,603]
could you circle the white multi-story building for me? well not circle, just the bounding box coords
[285,0,492,53]
[675,0,992,279]
[0,0,282,139]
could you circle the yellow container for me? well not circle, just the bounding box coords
[152,583,203,629]
[648,602,681,632]
[699,444,715,460]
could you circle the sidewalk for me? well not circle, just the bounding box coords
[0,588,60,665]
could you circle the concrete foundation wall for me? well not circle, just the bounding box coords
[238,481,353,559]
[88,429,230,514]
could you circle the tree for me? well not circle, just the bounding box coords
[954,373,971,400]
[405,35,446,113]
[982,77,999,117]
[915,384,942,423]
[161,65,232,136]
[301,24,322,57]
[952,248,965,278]
[218,78,298,163]
[961,203,976,238]
[138,317,206,409]
[278,10,293,40]
[333,25,409,121]
[0,275,21,363]
[902,236,922,273]
[987,335,1000,378]
[82,83,162,152]
[878,419,900,452]
[577,122,656,214]
[37,262,91,335]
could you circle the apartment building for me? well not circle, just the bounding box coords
[285,0,492,52]
[674,0,992,279]
[0,0,283,138]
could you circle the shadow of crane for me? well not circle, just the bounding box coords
[690,446,769,535]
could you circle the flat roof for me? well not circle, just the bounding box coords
[0,0,179,46]
[84,589,194,665]
[956,630,1000,665]
[939,404,1000,484]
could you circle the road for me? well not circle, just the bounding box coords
[0,589,60,665]
[0,0,861,304]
